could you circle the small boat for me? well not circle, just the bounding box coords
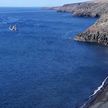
[9,25,17,31]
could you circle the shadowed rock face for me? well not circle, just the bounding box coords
[75,14,108,45]
[80,77,108,108]
[54,0,108,46]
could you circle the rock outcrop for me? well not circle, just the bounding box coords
[81,77,108,108]
[75,14,108,45]
[54,0,108,46]
[52,0,108,108]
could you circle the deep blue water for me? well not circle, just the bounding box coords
[0,8,108,108]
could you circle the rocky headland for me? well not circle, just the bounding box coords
[52,0,108,108]
[53,0,108,46]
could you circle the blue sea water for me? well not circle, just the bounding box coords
[0,8,108,108]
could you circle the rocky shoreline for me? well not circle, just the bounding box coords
[52,0,108,46]
[80,77,108,108]
[52,0,108,108]
[74,14,108,46]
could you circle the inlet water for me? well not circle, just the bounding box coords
[0,8,107,108]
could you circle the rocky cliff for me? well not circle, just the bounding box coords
[54,0,108,46]
[81,77,108,108]
[52,1,108,108]
[75,14,108,45]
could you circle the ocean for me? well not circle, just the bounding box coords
[0,8,107,108]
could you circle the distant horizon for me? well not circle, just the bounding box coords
[0,0,89,7]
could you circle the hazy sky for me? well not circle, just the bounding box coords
[0,0,88,7]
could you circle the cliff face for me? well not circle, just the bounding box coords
[75,14,108,45]
[55,0,108,46]
[80,77,108,108]
[56,2,108,17]
[54,1,108,107]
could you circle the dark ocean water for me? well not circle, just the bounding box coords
[0,8,108,108]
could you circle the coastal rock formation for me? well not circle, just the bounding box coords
[52,0,108,108]
[55,1,108,17]
[54,0,108,46]
[81,77,108,108]
[75,14,108,45]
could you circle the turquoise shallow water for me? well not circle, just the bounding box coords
[0,8,107,108]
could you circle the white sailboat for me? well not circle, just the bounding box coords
[9,25,17,31]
